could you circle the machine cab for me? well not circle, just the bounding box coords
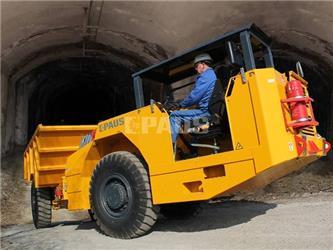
[131,23,329,160]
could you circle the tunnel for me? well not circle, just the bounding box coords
[1,1,332,162]
[26,57,135,138]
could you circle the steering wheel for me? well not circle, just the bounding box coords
[163,97,181,112]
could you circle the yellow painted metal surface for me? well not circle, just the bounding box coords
[65,141,101,210]
[150,160,255,203]
[23,125,97,188]
[225,74,259,150]
[23,68,329,211]
[245,69,298,173]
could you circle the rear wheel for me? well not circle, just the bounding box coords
[31,181,53,228]
[160,201,202,219]
[90,151,157,239]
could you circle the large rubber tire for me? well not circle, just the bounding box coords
[160,201,202,220]
[90,151,157,239]
[31,181,53,228]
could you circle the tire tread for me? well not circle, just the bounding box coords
[31,182,52,228]
[90,151,157,239]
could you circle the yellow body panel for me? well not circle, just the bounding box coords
[24,68,328,210]
[225,74,259,150]
[247,70,297,172]
[23,125,97,187]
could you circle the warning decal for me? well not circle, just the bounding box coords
[235,142,243,150]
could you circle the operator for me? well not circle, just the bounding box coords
[168,53,217,145]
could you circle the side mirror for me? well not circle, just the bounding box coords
[296,61,304,78]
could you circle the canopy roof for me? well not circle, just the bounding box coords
[132,23,271,83]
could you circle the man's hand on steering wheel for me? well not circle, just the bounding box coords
[164,101,181,111]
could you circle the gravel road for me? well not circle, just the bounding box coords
[1,192,333,250]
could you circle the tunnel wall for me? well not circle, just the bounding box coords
[15,76,30,146]
[1,68,16,155]
[1,2,333,158]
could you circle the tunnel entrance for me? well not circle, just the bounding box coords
[41,83,112,125]
[26,58,136,138]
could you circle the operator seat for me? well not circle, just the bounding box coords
[188,79,225,136]
[182,63,238,154]
[181,42,243,154]
[188,63,236,137]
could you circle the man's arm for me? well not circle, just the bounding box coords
[180,74,211,108]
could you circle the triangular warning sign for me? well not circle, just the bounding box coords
[235,142,243,150]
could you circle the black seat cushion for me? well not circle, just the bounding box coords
[191,124,222,140]
[208,78,225,125]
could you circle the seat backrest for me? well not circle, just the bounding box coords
[208,62,240,124]
[208,79,226,124]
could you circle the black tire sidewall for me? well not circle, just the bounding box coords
[30,181,52,228]
[31,182,38,226]
[91,153,149,236]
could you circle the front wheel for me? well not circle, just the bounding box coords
[90,151,157,239]
[31,181,53,228]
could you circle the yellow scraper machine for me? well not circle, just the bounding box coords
[24,24,331,238]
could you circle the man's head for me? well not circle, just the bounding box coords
[193,53,212,74]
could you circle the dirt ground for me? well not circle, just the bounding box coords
[1,148,333,249]
[1,193,333,249]
[1,147,31,226]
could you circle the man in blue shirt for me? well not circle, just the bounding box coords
[169,53,217,145]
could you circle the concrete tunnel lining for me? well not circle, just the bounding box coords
[1,1,333,159]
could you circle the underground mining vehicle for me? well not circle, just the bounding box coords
[24,23,331,239]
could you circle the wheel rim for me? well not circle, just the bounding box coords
[100,173,132,218]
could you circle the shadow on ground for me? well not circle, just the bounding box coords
[154,200,276,233]
[51,200,277,234]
